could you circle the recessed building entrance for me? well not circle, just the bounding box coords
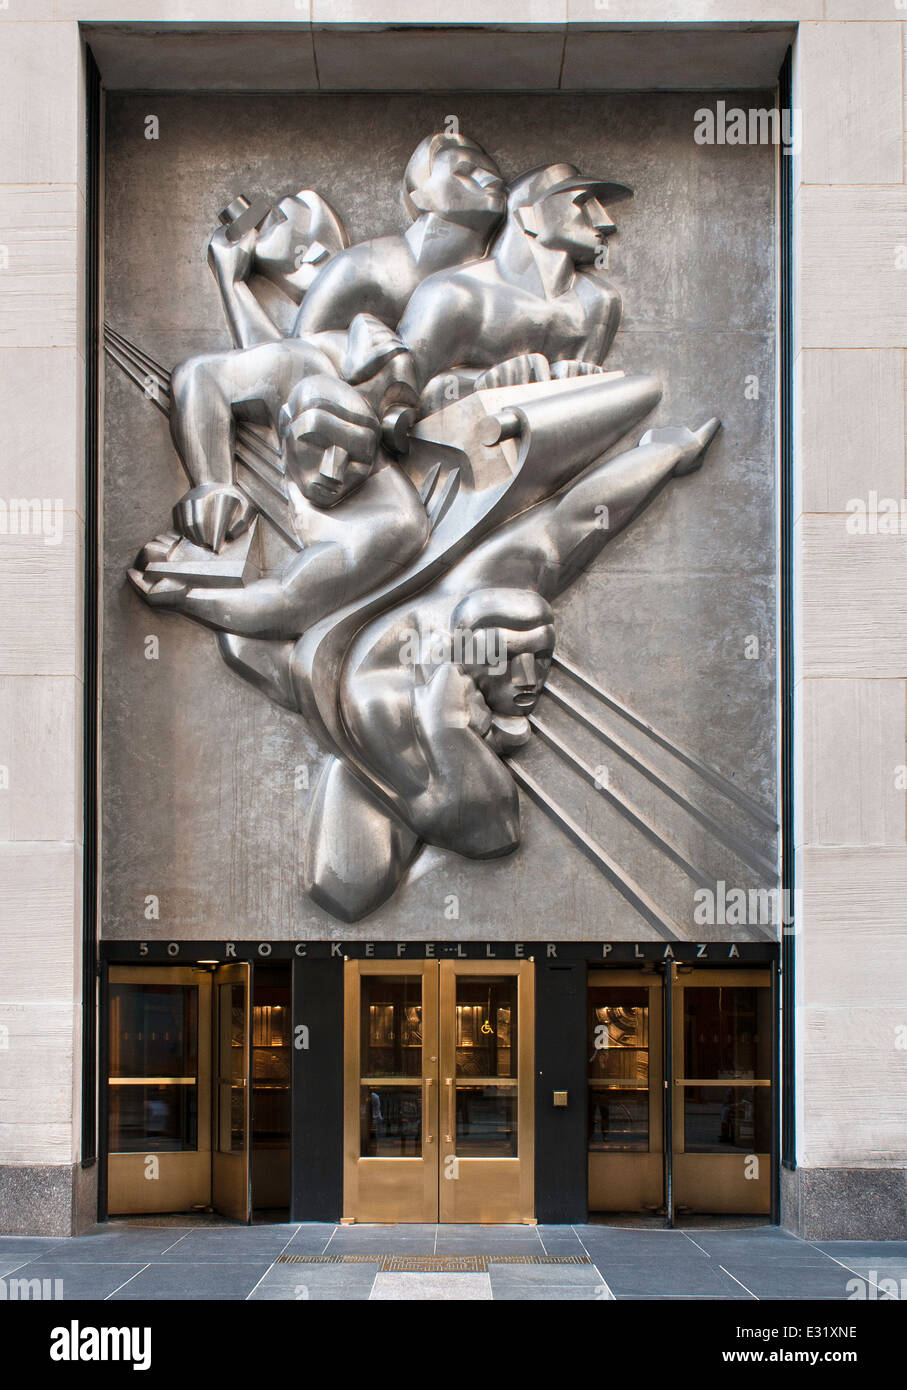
[106,964,290,1219]
[588,967,772,1217]
[343,960,534,1223]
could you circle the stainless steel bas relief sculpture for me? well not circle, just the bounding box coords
[111,129,763,928]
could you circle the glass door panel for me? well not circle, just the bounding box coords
[439,962,533,1224]
[587,972,663,1213]
[251,973,291,1211]
[673,969,772,1215]
[343,960,535,1223]
[359,973,424,1158]
[682,1085,771,1154]
[589,984,649,1152]
[107,965,212,1215]
[108,982,199,1152]
[343,962,439,1224]
[454,974,519,1158]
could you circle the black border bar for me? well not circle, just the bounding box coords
[99,939,779,963]
[778,46,796,1172]
[80,45,102,1171]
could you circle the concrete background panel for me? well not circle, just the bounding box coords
[101,90,777,942]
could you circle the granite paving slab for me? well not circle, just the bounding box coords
[107,1261,276,1300]
[370,1273,492,1300]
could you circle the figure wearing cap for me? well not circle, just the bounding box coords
[397,162,632,415]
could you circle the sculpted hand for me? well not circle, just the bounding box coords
[173,483,255,551]
[484,714,532,756]
[413,663,494,742]
[127,533,189,610]
[550,360,605,379]
[475,354,550,393]
[127,570,190,609]
[673,418,721,476]
[638,419,721,479]
[342,314,409,387]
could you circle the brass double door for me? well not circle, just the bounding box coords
[107,963,252,1221]
[344,960,534,1224]
[588,967,773,1216]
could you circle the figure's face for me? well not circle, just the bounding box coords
[254,196,334,293]
[283,405,376,508]
[253,198,305,278]
[416,145,505,231]
[473,625,555,717]
[533,190,617,262]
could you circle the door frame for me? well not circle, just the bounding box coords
[211,961,253,1224]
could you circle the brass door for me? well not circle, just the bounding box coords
[672,968,772,1215]
[107,965,212,1215]
[344,961,440,1223]
[343,960,534,1223]
[587,970,663,1213]
[212,963,252,1223]
[439,961,534,1223]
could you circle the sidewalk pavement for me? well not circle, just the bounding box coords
[1,1221,903,1301]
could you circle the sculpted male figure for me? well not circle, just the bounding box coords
[290,413,719,920]
[207,188,349,350]
[167,313,418,549]
[293,131,506,334]
[397,162,630,414]
[129,374,430,648]
[341,588,555,860]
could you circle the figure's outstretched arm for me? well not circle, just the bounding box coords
[542,419,720,595]
[170,340,315,491]
[407,664,520,859]
[128,541,351,641]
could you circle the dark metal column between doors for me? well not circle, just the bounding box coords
[534,960,587,1224]
[291,956,344,1221]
